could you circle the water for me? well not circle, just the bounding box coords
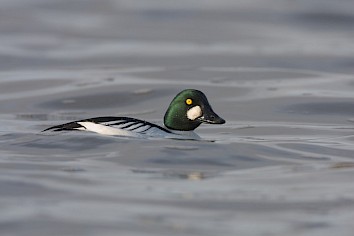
[1,0,354,235]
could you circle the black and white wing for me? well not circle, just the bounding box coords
[42,116,172,137]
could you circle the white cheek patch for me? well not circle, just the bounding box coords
[187,105,202,120]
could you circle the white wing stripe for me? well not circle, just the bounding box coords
[109,121,135,129]
[126,123,146,131]
[104,120,131,126]
[134,125,152,133]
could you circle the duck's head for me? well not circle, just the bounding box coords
[163,89,225,131]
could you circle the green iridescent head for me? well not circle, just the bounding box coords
[163,89,225,131]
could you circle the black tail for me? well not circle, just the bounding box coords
[42,121,84,132]
[41,116,128,132]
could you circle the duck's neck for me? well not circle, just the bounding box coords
[164,112,201,131]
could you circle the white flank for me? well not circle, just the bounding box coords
[75,121,201,140]
[187,105,202,120]
[77,122,142,137]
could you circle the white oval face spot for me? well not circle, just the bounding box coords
[187,105,202,120]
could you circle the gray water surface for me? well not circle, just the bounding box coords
[1,1,354,236]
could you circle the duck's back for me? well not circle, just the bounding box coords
[42,116,198,139]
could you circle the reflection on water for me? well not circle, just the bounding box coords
[285,101,354,115]
[1,0,354,236]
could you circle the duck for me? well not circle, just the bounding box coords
[42,89,225,140]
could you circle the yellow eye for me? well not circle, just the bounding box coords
[185,98,193,105]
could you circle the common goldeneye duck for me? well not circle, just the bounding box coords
[42,89,225,140]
